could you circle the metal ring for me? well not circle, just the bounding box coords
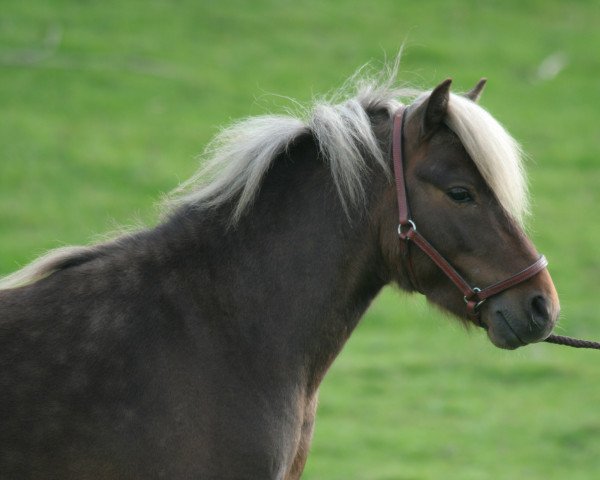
[397,220,417,236]
[464,287,482,305]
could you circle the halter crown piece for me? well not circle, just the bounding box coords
[391,106,548,321]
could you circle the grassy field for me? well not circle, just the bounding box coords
[1,1,599,478]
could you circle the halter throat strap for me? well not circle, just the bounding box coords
[391,107,548,319]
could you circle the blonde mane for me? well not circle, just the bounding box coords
[0,63,528,290]
[166,71,411,222]
[167,69,527,226]
[445,94,528,224]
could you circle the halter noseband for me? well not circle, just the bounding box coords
[392,106,548,320]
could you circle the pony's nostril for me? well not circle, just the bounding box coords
[530,295,550,325]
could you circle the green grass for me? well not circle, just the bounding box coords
[1,1,599,478]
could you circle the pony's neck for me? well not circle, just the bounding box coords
[166,135,390,395]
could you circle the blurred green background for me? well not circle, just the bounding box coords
[1,1,598,478]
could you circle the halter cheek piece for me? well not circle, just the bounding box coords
[392,106,548,321]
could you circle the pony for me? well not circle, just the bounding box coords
[0,67,559,479]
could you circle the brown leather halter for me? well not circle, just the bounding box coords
[392,106,548,321]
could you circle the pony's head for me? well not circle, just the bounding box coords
[382,79,559,349]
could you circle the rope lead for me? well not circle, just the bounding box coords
[544,334,600,349]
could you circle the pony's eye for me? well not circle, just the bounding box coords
[447,187,473,203]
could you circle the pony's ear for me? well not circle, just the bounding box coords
[465,78,487,102]
[421,78,452,137]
